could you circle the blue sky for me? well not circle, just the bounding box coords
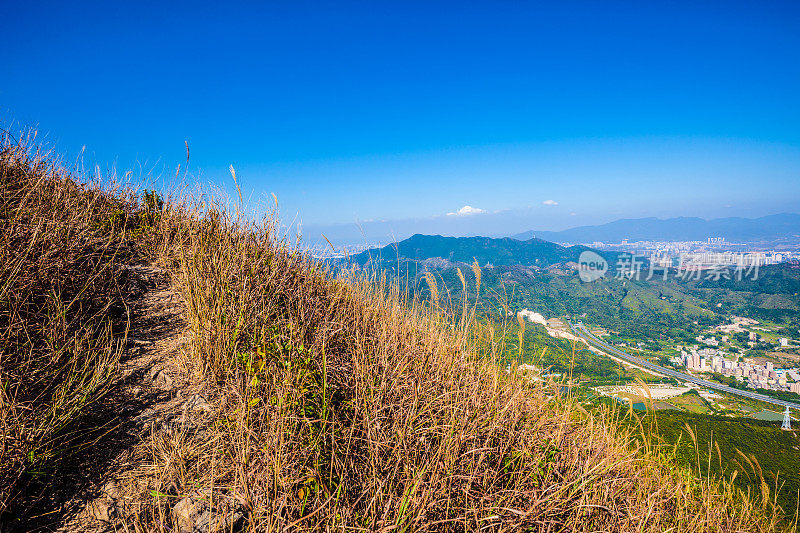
[3,1,800,245]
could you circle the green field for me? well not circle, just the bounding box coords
[639,410,800,518]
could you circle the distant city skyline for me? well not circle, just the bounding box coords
[303,210,800,249]
[3,2,799,241]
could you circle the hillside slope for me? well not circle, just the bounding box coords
[0,133,794,532]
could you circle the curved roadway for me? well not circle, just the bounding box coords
[569,322,800,411]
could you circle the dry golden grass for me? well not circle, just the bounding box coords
[0,131,159,513]
[0,132,794,531]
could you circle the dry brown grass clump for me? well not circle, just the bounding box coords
[0,132,155,513]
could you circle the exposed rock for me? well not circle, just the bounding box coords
[173,497,207,532]
[88,496,116,522]
[172,496,245,533]
[184,394,212,413]
[130,338,153,346]
[135,407,158,426]
[148,366,174,389]
[101,480,121,500]
[87,480,121,522]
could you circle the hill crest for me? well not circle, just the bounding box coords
[350,233,601,268]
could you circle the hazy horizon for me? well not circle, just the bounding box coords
[299,210,800,249]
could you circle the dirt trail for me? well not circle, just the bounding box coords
[12,264,199,532]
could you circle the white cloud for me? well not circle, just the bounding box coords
[447,205,486,216]
[542,199,559,206]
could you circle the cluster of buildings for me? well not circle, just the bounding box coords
[588,237,799,270]
[673,345,800,394]
[644,250,787,270]
[306,242,383,260]
[672,251,786,269]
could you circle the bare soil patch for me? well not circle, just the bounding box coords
[7,264,197,532]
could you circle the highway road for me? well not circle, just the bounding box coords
[569,322,800,412]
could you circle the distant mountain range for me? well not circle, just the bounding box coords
[351,233,606,268]
[511,213,800,244]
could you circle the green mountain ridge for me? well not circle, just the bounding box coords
[351,233,614,268]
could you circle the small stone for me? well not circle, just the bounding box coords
[172,495,245,532]
[102,480,121,500]
[151,368,174,389]
[173,497,207,533]
[88,497,116,522]
[185,394,212,413]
